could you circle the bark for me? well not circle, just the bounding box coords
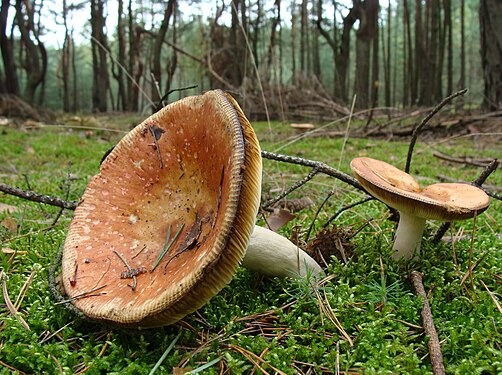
[15,0,47,104]
[300,0,308,72]
[403,0,413,105]
[114,0,127,110]
[61,0,71,112]
[479,0,502,110]
[444,0,452,95]
[414,0,423,105]
[164,5,178,97]
[151,0,175,104]
[266,0,281,81]
[90,0,109,112]
[291,0,296,82]
[0,0,19,95]
[312,0,322,79]
[458,0,465,90]
[127,0,143,111]
[317,2,357,101]
[354,0,379,109]
[383,1,391,107]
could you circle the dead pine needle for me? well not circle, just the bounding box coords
[479,280,502,314]
[1,271,31,331]
[404,88,468,174]
[410,271,445,375]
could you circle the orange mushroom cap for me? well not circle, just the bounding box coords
[61,90,262,328]
[350,157,490,221]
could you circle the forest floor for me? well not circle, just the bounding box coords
[0,109,501,374]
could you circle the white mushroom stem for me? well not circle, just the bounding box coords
[242,225,324,278]
[392,212,426,260]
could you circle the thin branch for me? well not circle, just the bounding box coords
[0,182,78,210]
[405,89,468,173]
[261,151,364,192]
[262,167,320,209]
[51,162,72,226]
[410,271,446,375]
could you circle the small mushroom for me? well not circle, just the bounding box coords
[350,157,490,260]
[60,90,322,328]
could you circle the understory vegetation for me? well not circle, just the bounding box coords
[0,115,501,374]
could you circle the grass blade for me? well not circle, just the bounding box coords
[149,332,182,375]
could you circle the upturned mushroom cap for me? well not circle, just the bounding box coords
[350,157,490,221]
[61,90,262,328]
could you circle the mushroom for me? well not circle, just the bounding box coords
[60,90,322,328]
[350,157,490,260]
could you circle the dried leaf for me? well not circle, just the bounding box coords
[0,203,18,213]
[267,208,296,232]
[172,367,191,375]
[1,217,18,233]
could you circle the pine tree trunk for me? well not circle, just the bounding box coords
[479,0,502,110]
[0,0,19,95]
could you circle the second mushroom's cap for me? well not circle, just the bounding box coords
[350,157,490,221]
[61,90,262,328]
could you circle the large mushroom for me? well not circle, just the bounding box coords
[60,90,322,328]
[350,157,490,260]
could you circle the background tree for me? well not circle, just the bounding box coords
[15,0,47,104]
[90,0,110,112]
[479,0,502,110]
[0,0,20,95]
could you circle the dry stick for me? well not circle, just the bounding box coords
[51,162,72,226]
[432,159,498,243]
[404,88,468,174]
[261,151,364,192]
[323,197,374,228]
[262,167,320,209]
[410,271,446,375]
[0,182,78,210]
[305,190,336,241]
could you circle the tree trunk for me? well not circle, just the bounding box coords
[15,0,47,104]
[291,0,296,82]
[114,0,127,110]
[61,0,71,112]
[444,0,452,95]
[90,0,109,112]
[312,0,322,80]
[479,0,502,109]
[354,0,379,109]
[0,0,19,95]
[300,0,308,73]
[458,0,465,90]
[151,0,175,105]
[383,1,391,108]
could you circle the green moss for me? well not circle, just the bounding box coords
[0,119,500,374]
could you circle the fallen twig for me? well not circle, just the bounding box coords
[51,162,72,226]
[262,167,320,209]
[432,151,493,168]
[410,271,445,375]
[0,182,78,210]
[405,89,468,173]
[261,151,364,192]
